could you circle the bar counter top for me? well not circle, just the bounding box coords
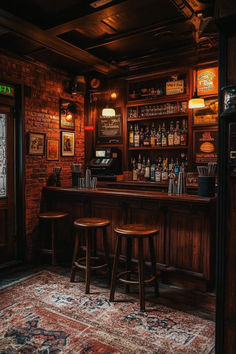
[42,185,216,292]
[43,186,216,204]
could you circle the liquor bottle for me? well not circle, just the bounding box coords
[140,127,144,146]
[132,157,138,181]
[150,122,156,147]
[180,119,188,146]
[161,167,168,182]
[143,126,150,146]
[134,124,140,147]
[155,164,162,183]
[144,157,151,179]
[168,121,174,146]
[168,157,174,172]
[129,124,134,147]
[174,121,181,145]
[156,125,162,146]
[137,153,142,171]
[174,158,180,174]
[150,162,156,181]
[161,122,167,146]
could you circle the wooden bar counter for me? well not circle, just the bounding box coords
[41,186,216,292]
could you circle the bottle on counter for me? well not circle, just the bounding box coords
[132,157,138,181]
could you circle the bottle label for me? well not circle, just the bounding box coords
[155,171,161,182]
[168,134,174,146]
[129,133,134,145]
[144,167,150,178]
[162,135,167,146]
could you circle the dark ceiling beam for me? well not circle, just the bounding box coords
[45,0,155,36]
[0,9,122,75]
[84,17,184,50]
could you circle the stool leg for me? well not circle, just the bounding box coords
[85,229,91,294]
[103,227,111,283]
[109,235,122,302]
[149,236,159,297]
[138,238,145,311]
[51,220,56,266]
[70,231,80,282]
[126,237,132,293]
[93,228,97,257]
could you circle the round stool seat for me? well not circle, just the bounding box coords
[74,217,110,228]
[114,224,159,237]
[39,211,68,220]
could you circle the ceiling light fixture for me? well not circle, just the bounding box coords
[90,0,113,9]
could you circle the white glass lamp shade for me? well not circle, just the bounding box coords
[188,90,205,108]
[102,107,116,117]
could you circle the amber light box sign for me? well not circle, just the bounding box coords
[197,67,218,96]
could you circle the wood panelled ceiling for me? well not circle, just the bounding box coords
[0,0,218,78]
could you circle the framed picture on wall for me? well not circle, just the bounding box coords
[46,138,59,161]
[61,131,75,156]
[60,99,76,130]
[197,67,218,96]
[193,97,218,126]
[28,132,45,155]
[193,127,218,164]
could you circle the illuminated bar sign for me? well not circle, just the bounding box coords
[197,67,218,96]
[0,83,15,97]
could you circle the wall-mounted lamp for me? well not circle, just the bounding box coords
[188,69,205,109]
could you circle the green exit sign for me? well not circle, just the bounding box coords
[0,83,14,97]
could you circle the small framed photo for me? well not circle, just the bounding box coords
[47,138,59,161]
[61,131,75,157]
[60,99,76,130]
[28,132,45,155]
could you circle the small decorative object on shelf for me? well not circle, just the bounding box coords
[222,85,236,114]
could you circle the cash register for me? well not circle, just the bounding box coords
[88,147,122,181]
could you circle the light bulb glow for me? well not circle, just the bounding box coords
[188,97,205,109]
[102,108,116,117]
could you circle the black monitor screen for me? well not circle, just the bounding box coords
[96,150,106,157]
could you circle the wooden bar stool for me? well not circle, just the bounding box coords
[70,217,110,294]
[109,224,159,311]
[39,211,68,265]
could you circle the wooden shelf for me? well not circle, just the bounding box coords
[127,113,188,121]
[127,94,189,106]
[128,146,188,150]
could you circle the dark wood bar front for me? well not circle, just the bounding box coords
[42,186,216,292]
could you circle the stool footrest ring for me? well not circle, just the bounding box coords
[74,258,108,271]
[117,271,156,285]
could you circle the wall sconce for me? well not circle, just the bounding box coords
[188,69,205,109]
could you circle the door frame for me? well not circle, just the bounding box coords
[0,83,25,264]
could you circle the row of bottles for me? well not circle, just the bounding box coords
[129,120,188,148]
[131,154,188,182]
[127,101,187,118]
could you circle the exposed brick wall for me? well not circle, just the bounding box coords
[0,53,85,261]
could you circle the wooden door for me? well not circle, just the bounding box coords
[0,104,15,264]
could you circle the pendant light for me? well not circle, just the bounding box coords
[102,91,117,117]
[188,69,205,109]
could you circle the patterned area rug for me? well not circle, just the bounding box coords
[0,270,215,353]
